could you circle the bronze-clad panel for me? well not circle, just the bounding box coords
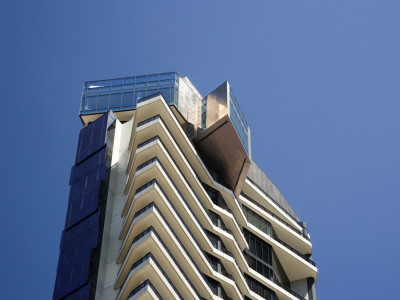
[193,115,250,198]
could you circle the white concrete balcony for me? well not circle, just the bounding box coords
[116,227,201,299]
[117,182,243,299]
[116,252,182,300]
[126,280,161,300]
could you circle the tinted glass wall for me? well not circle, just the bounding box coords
[80,72,179,115]
[243,229,290,289]
[242,205,273,237]
[53,112,115,300]
[244,274,276,300]
[228,87,249,154]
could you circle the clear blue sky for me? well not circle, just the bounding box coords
[1,1,399,299]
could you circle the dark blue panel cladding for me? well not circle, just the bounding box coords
[54,226,99,299]
[65,162,106,229]
[75,113,108,165]
[70,148,106,185]
[61,212,100,249]
[62,282,90,300]
[54,111,115,300]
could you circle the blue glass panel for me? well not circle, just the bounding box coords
[96,108,108,113]
[112,79,123,86]
[97,95,109,111]
[66,178,101,228]
[229,88,249,153]
[62,283,90,300]
[109,93,122,109]
[100,80,111,86]
[88,81,99,88]
[54,227,98,299]
[121,92,134,107]
[135,90,146,103]
[159,79,172,87]
[160,88,170,102]
[136,76,147,83]
[124,77,135,85]
[80,97,85,113]
[84,96,97,111]
[99,86,110,94]
[173,87,178,106]
[148,74,159,82]
[70,148,106,184]
[80,73,182,116]
[75,113,108,164]
[123,84,134,91]
[61,211,100,248]
[87,87,98,95]
[146,89,158,96]
[135,82,146,89]
[55,113,114,300]
[160,73,172,80]
[147,81,158,88]
[111,84,122,91]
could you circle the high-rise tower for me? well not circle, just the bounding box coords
[53,72,317,300]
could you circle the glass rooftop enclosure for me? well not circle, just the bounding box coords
[80,72,179,115]
[79,72,250,156]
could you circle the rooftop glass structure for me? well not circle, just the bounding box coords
[228,87,249,154]
[80,72,179,115]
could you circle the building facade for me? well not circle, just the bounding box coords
[53,72,317,300]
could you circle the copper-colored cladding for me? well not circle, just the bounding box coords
[205,81,228,129]
[193,115,251,198]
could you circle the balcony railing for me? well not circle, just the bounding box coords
[273,279,305,300]
[206,255,235,282]
[209,213,234,237]
[128,279,162,300]
[132,226,154,244]
[272,235,315,266]
[241,199,315,266]
[129,253,183,300]
[134,179,157,197]
[241,192,310,241]
[207,211,243,249]
[218,200,233,215]
[244,251,306,300]
[137,114,161,128]
[221,269,235,281]
[220,246,234,258]
[137,135,160,149]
